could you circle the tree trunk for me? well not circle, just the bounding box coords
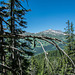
[0,17,6,75]
[10,0,15,74]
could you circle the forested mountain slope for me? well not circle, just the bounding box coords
[30,49,75,75]
[25,29,66,54]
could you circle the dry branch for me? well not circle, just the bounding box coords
[36,40,54,72]
[41,38,75,67]
[0,34,65,43]
[51,40,75,67]
[0,33,74,67]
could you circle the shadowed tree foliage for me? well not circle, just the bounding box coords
[0,0,33,75]
[0,0,75,75]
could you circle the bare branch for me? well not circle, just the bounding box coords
[0,33,74,66]
[41,38,75,67]
[0,34,65,43]
[2,45,24,54]
[36,40,54,72]
[36,40,48,57]
[51,40,75,67]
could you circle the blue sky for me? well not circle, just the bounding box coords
[1,0,75,33]
[23,0,75,33]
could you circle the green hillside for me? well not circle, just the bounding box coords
[25,29,66,54]
[30,50,75,75]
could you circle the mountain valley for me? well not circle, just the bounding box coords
[25,29,66,54]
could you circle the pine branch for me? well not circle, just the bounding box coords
[15,0,27,10]
[14,19,27,28]
[2,18,11,26]
[0,6,8,9]
[1,14,26,28]
[0,63,17,75]
[2,45,24,54]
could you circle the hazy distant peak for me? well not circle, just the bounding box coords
[25,29,66,35]
[40,29,66,35]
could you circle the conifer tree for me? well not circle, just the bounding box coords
[0,0,33,75]
[64,20,75,74]
[0,17,5,74]
[65,20,74,54]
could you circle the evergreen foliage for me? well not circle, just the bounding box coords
[30,20,75,75]
[0,0,33,75]
[30,49,75,75]
[0,0,75,75]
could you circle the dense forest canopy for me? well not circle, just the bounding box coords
[0,0,75,75]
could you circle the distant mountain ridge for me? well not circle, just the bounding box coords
[25,29,66,35]
[34,29,66,35]
[25,29,66,54]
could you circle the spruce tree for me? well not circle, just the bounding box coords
[0,0,33,75]
[64,20,75,74]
